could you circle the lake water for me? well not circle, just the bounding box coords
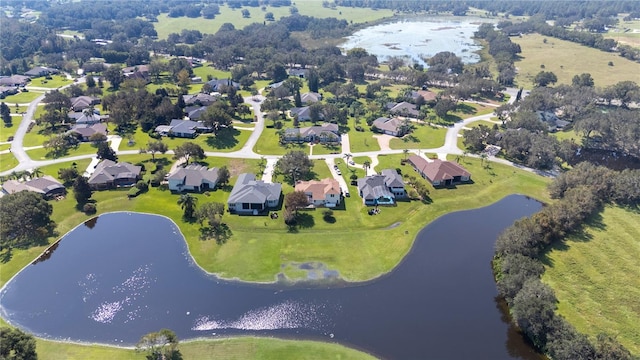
[0,195,543,359]
[341,18,486,66]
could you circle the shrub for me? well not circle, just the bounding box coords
[83,203,96,214]
[135,180,148,192]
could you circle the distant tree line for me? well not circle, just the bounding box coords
[494,163,640,359]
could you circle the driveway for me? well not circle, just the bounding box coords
[324,158,349,194]
[372,134,393,151]
[261,158,278,183]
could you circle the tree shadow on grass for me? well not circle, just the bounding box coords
[540,211,604,267]
[205,127,240,150]
[0,249,13,263]
[456,103,478,115]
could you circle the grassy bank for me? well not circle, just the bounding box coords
[542,205,640,355]
[512,33,640,89]
[33,337,376,360]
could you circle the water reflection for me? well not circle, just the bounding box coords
[0,196,544,359]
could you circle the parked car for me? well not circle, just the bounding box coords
[336,169,342,175]
[333,164,339,170]
[349,160,355,165]
[345,192,350,197]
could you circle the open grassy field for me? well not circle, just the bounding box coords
[253,126,310,156]
[346,118,380,153]
[606,17,640,48]
[542,205,640,355]
[27,75,72,89]
[122,125,251,153]
[0,152,18,172]
[1,120,20,141]
[3,91,44,104]
[154,2,393,39]
[389,123,447,150]
[26,143,97,160]
[31,336,376,360]
[512,33,640,89]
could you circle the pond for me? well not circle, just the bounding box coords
[0,195,543,359]
[341,17,487,66]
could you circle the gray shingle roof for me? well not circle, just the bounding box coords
[228,173,282,204]
[88,160,141,185]
[168,164,219,187]
[357,175,393,200]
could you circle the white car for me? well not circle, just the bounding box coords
[349,161,355,165]
[336,169,342,176]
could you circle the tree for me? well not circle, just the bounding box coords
[0,327,37,360]
[200,105,233,135]
[306,68,319,93]
[89,132,108,144]
[217,166,230,187]
[285,191,309,217]
[174,142,205,165]
[58,166,80,186]
[0,192,55,250]
[265,12,274,21]
[571,73,594,87]
[434,98,457,118]
[96,142,117,161]
[85,75,96,88]
[44,133,77,157]
[241,9,250,18]
[103,64,124,90]
[43,91,71,112]
[0,102,11,126]
[146,140,168,162]
[136,329,182,360]
[275,150,314,184]
[534,71,558,87]
[511,278,557,350]
[177,193,198,220]
[362,160,371,175]
[73,176,92,205]
[195,202,230,243]
[176,69,191,89]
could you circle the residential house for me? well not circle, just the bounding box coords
[69,123,107,141]
[380,169,407,198]
[300,92,322,104]
[70,96,101,112]
[372,117,410,137]
[387,101,420,118]
[227,173,282,215]
[155,119,210,138]
[283,123,340,143]
[537,111,570,132]
[294,178,341,208]
[267,81,285,89]
[288,68,308,78]
[407,156,471,187]
[0,86,19,97]
[0,75,30,87]
[68,111,102,125]
[410,89,437,103]
[2,176,66,199]
[290,106,312,121]
[168,164,219,193]
[185,106,208,121]
[204,79,239,92]
[122,65,149,78]
[24,66,58,78]
[357,174,395,206]
[182,93,218,107]
[88,160,142,190]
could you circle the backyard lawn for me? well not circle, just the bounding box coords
[388,123,447,150]
[542,205,640,356]
[2,91,44,104]
[253,126,310,156]
[27,75,72,89]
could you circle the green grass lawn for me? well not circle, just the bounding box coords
[253,126,310,156]
[22,123,51,147]
[27,75,72,89]
[0,152,18,172]
[33,336,375,360]
[1,120,20,141]
[542,205,640,356]
[154,2,392,39]
[3,91,43,104]
[388,123,447,150]
[551,128,582,143]
[121,126,251,153]
[346,119,380,153]
[37,159,93,179]
[512,33,640,89]
[310,142,342,155]
[26,143,97,160]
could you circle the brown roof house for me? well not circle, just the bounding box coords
[69,123,107,141]
[387,101,420,118]
[294,178,341,208]
[372,117,411,137]
[88,160,142,190]
[407,156,471,187]
[70,96,101,112]
[167,164,219,193]
[357,169,406,206]
[1,176,66,199]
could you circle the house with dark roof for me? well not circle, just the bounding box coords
[289,106,312,121]
[186,106,209,121]
[0,75,30,87]
[0,86,19,97]
[357,174,395,206]
[283,123,340,143]
[70,96,101,112]
[88,160,142,190]
[372,117,410,137]
[537,111,570,132]
[294,178,341,208]
[122,65,150,83]
[380,169,406,198]
[24,66,58,78]
[288,68,308,78]
[2,176,66,199]
[407,156,471,187]
[204,79,239,92]
[227,173,282,215]
[167,164,219,193]
[182,93,218,106]
[300,92,322,104]
[69,123,107,141]
[155,119,210,138]
[387,101,420,118]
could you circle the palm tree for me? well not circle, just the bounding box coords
[363,160,371,175]
[344,153,352,165]
[177,193,198,220]
[403,149,409,161]
[30,168,43,179]
[480,153,488,168]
